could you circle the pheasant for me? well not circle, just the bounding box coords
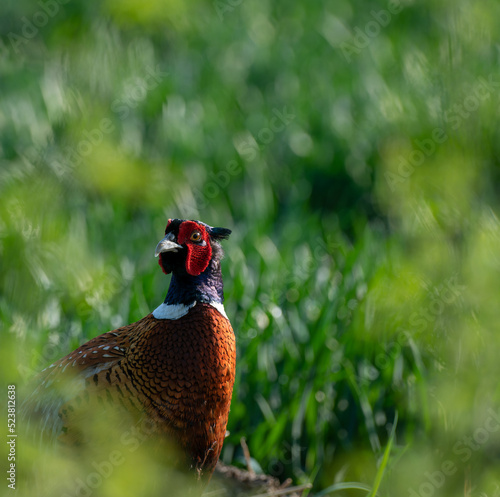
[23,218,236,490]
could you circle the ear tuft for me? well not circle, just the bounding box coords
[209,227,232,240]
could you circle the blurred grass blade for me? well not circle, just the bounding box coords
[314,412,398,497]
[368,411,399,497]
[314,482,372,496]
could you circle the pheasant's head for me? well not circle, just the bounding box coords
[155,219,231,276]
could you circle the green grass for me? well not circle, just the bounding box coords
[2,0,500,495]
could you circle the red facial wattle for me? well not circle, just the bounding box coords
[177,221,213,276]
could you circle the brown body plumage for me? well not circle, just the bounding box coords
[23,219,236,489]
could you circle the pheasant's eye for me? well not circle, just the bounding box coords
[190,231,202,242]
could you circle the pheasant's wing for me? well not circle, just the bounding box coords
[22,318,144,445]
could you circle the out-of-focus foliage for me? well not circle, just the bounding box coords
[1,0,500,495]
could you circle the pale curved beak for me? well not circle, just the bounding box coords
[154,234,183,257]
